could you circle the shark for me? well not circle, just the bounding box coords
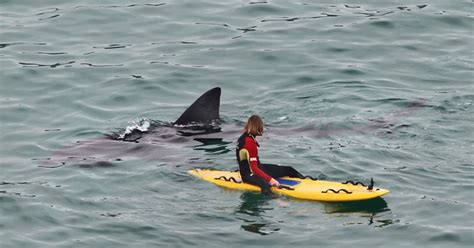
[40,87,426,168]
[116,87,222,142]
[42,87,236,168]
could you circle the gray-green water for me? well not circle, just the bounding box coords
[1,0,473,247]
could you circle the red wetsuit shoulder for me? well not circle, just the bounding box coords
[243,136,272,182]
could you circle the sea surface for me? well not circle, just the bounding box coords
[1,0,473,247]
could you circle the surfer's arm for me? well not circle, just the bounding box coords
[244,137,272,182]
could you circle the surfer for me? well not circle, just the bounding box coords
[236,115,304,195]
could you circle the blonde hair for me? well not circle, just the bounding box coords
[244,115,264,136]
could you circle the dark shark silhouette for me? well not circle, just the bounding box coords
[174,87,220,126]
[119,87,221,142]
[42,87,229,167]
[39,86,426,168]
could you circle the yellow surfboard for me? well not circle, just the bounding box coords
[189,169,389,202]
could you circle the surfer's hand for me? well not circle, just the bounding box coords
[269,178,280,187]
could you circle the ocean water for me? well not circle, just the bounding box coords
[1,0,473,247]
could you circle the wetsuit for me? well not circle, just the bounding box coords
[236,133,304,194]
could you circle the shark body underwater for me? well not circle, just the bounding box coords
[44,87,233,167]
[42,87,426,168]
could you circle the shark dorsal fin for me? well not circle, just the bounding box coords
[174,87,221,125]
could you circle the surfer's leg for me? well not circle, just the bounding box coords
[261,163,304,178]
[242,175,273,195]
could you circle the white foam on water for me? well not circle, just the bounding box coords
[118,118,151,139]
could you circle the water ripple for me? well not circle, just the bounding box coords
[37,14,60,21]
[35,7,60,16]
[93,44,131,50]
[19,61,75,68]
[74,3,166,9]
[80,63,124,67]
[261,13,338,22]
[37,52,68,55]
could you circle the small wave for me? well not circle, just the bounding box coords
[38,14,60,21]
[118,118,151,140]
[261,13,337,22]
[173,120,222,137]
[173,119,221,128]
[74,3,166,9]
[19,61,75,68]
[80,63,123,67]
[356,11,395,17]
[0,43,22,49]
[249,1,268,4]
[93,44,131,50]
[37,52,68,55]
[36,7,60,16]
